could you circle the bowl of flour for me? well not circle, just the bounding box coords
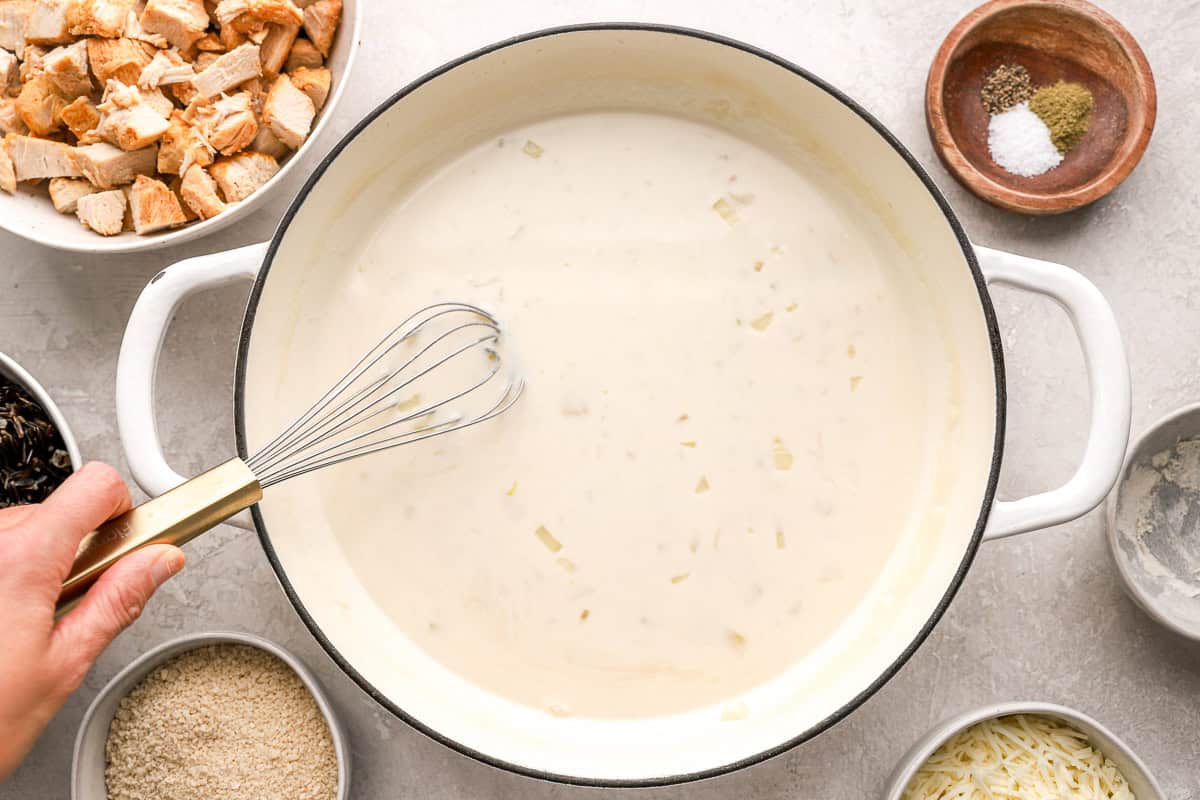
[1107,403,1200,641]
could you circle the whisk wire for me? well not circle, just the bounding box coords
[248,321,499,478]
[246,302,522,489]
[250,303,492,466]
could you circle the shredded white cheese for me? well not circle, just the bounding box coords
[902,714,1137,800]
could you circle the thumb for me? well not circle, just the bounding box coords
[52,545,185,687]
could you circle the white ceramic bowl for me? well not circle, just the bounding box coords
[0,351,82,471]
[0,2,360,254]
[882,701,1165,800]
[71,631,351,800]
[1106,402,1200,641]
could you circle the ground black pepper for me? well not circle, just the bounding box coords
[981,63,1033,115]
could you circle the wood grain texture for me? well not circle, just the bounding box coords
[926,0,1156,215]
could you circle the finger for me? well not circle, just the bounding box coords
[0,504,37,532]
[52,545,185,684]
[34,462,132,572]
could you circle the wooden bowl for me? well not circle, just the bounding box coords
[926,0,1155,214]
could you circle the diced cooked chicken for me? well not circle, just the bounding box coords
[142,85,173,115]
[2,0,333,236]
[216,21,244,49]
[288,65,327,110]
[42,40,92,98]
[74,140,156,186]
[261,71,308,148]
[179,162,223,217]
[124,6,169,47]
[0,138,15,192]
[97,79,169,149]
[168,172,195,218]
[139,48,194,88]
[59,94,98,136]
[0,97,28,134]
[157,108,211,173]
[15,74,66,134]
[139,0,208,50]
[207,148,273,200]
[283,35,319,71]
[128,173,185,231]
[48,176,96,212]
[0,47,17,94]
[6,133,80,179]
[214,0,300,29]
[300,0,336,57]
[0,1,32,52]
[18,44,46,82]
[69,0,136,38]
[187,89,253,153]
[166,78,195,106]
[257,20,294,76]
[192,31,221,50]
[191,42,260,98]
[247,121,284,157]
[76,188,126,234]
[26,0,73,45]
[237,73,263,109]
[87,37,153,85]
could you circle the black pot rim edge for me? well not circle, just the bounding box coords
[233,21,1006,789]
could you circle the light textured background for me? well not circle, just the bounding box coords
[3,1,1199,797]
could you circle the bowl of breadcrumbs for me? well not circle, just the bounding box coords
[72,631,349,800]
[0,0,360,253]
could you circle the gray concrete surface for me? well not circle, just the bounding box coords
[3,1,1198,797]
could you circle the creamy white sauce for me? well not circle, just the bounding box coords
[295,111,937,718]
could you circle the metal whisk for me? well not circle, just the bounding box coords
[58,303,523,616]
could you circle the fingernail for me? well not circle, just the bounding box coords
[152,549,186,585]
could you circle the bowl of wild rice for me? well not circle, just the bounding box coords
[72,631,349,800]
[0,352,81,507]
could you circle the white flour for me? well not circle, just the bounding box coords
[1114,437,1200,630]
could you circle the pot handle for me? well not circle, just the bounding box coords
[975,245,1131,541]
[116,242,269,530]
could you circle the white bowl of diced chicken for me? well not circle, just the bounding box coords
[0,0,358,251]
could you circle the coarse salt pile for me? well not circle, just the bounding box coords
[105,644,338,800]
[987,101,1063,178]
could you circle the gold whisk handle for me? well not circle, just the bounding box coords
[55,458,263,619]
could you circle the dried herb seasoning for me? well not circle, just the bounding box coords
[1,378,73,507]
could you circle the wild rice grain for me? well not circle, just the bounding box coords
[105,644,338,800]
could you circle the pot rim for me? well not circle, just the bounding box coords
[232,22,1007,787]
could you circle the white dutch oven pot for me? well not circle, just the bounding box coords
[115,26,1130,787]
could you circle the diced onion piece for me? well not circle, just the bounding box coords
[750,311,773,332]
[721,701,749,721]
[712,197,738,224]
[772,437,793,471]
[522,139,543,158]
[535,525,562,553]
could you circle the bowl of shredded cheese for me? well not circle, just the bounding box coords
[71,631,350,800]
[884,702,1164,800]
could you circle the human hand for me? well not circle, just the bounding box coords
[0,463,185,782]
